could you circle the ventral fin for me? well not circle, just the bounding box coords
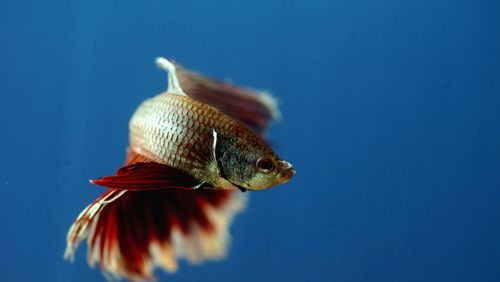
[90,162,200,191]
[156,57,187,96]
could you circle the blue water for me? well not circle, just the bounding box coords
[1,1,500,281]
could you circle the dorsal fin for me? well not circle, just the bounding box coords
[174,63,280,136]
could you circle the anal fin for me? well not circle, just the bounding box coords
[91,162,201,191]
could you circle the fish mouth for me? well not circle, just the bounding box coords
[277,161,295,183]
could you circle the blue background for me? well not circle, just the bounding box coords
[1,1,499,281]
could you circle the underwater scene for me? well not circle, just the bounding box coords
[1,1,499,281]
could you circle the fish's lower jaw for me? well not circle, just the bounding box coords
[275,160,295,184]
[278,168,296,184]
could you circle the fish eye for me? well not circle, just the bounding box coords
[256,158,274,173]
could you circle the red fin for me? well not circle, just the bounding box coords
[91,162,200,191]
[176,64,280,136]
[65,150,247,280]
[65,188,246,280]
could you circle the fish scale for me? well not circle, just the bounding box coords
[129,93,252,181]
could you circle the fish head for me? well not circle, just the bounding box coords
[246,155,295,191]
[222,143,295,191]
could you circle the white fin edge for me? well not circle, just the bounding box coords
[256,90,282,121]
[155,57,187,96]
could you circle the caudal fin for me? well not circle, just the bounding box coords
[65,187,246,280]
[65,152,247,280]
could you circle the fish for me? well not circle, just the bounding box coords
[64,57,295,280]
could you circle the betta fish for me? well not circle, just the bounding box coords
[64,57,295,280]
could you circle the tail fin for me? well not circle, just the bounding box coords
[65,152,247,280]
[65,188,245,280]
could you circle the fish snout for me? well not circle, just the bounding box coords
[277,161,295,183]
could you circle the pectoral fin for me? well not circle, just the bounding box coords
[90,162,201,191]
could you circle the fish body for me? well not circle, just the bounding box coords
[65,57,295,280]
[129,93,293,191]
